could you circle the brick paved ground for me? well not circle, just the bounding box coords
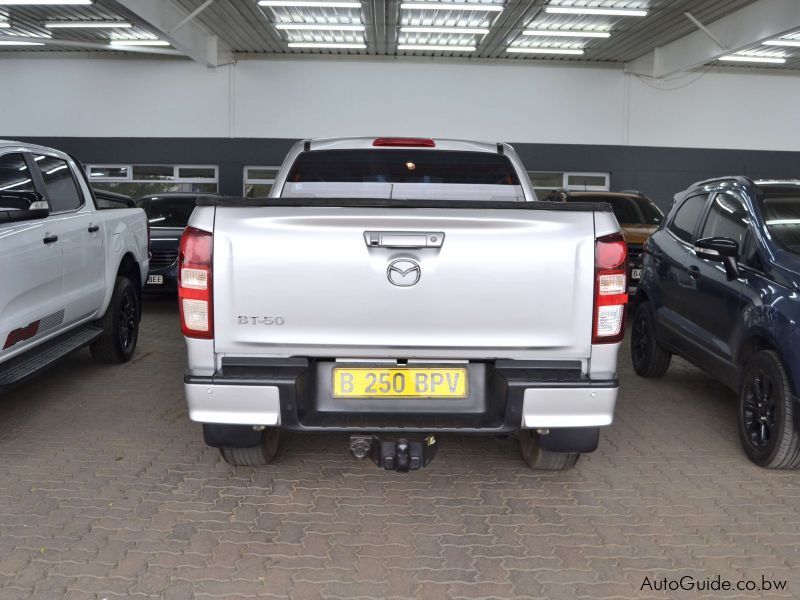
[0,297,798,599]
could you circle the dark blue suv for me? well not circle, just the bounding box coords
[632,177,800,469]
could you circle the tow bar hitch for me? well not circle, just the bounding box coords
[349,435,439,471]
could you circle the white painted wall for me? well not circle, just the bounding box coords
[1,56,799,151]
[626,69,800,151]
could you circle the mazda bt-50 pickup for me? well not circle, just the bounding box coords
[0,141,149,391]
[180,137,627,471]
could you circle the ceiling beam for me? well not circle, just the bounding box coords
[384,0,399,54]
[108,0,233,67]
[626,0,800,78]
[477,0,543,59]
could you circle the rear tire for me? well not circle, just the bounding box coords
[90,276,139,364]
[738,351,800,469]
[518,430,580,470]
[219,428,281,466]
[631,302,671,378]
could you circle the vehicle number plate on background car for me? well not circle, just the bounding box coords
[631,268,642,280]
[333,368,468,398]
[147,275,164,285]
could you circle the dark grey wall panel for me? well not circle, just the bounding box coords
[12,136,800,210]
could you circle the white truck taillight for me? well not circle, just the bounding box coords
[178,226,213,339]
[593,233,628,344]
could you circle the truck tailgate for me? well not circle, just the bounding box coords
[212,206,596,360]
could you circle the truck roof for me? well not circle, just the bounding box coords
[0,139,73,159]
[306,137,506,154]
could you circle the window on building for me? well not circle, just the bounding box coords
[87,164,218,198]
[565,173,610,190]
[244,166,280,197]
[527,171,610,200]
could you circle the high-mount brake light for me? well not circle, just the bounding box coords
[373,138,436,148]
[593,233,628,344]
[178,226,213,339]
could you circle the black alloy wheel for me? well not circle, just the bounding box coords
[738,350,800,469]
[630,302,671,377]
[742,368,777,450]
[118,289,138,351]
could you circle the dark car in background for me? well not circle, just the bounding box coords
[632,177,800,469]
[137,193,218,292]
[93,189,136,209]
[562,191,664,292]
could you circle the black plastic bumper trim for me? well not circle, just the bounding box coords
[185,360,617,435]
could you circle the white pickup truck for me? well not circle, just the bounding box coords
[0,141,149,391]
[180,138,627,471]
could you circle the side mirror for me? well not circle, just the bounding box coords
[0,191,49,224]
[695,236,739,280]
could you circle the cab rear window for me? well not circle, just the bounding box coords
[286,150,520,185]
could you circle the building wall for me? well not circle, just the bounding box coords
[3,55,800,207]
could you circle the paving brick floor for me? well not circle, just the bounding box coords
[0,297,798,599]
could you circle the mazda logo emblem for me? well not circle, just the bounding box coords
[387,258,421,287]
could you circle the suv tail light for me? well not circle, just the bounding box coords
[178,226,213,339]
[593,233,628,344]
[373,137,436,147]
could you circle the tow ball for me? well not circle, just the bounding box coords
[349,435,439,471]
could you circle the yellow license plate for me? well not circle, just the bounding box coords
[332,367,468,398]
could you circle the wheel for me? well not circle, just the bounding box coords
[631,302,671,377]
[518,430,580,471]
[219,428,281,466]
[738,351,800,469]
[90,276,139,364]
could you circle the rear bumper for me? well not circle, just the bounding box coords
[184,358,618,433]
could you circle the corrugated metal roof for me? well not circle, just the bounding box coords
[0,3,161,53]
[0,0,796,71]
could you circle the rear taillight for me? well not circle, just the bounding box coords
[373,137,436,148]
[178,226,213,339]
[593,233,628,344]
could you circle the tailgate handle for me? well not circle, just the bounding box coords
[364,231,444,248]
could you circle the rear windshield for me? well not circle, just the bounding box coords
[283,149,524,201]
[566,195,663,225]
[287,150,520,185]
[760,190,800,255]
[138,197,199,228]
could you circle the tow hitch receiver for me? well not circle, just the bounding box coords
[349,435,439,471]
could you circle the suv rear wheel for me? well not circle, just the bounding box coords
[631,302,671,377]
[739,351,800,469]
[518,430,579,470]
[219,428,281,466]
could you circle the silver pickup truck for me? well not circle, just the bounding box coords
[0,141,149,392]
[180,138,627,471]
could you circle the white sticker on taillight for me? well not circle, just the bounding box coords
[598,273,626,296]
[181,267,208,290]
[596,305,624,337]
[182,299,209,331]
